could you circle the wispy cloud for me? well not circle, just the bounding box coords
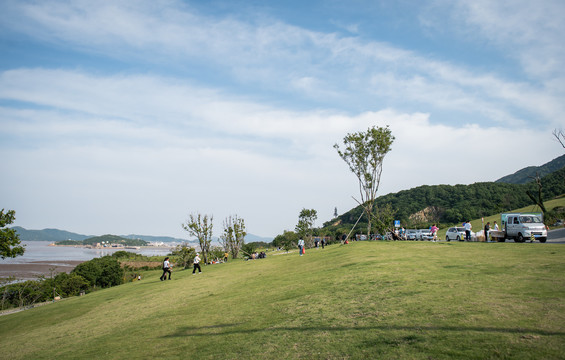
[2,0,561,128]
[0,0,563,237]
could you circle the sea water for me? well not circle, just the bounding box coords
[2,241,174,263]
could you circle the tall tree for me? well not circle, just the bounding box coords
[220,215,246,259]
[526,173,547,216]
[182,213,213,264]
[334,125,394,237]
[295,208,317,248]
[0,209,25,260]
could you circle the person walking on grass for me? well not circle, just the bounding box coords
[298,238,305,256]
[160,257,172,281]
[193,253,202,274]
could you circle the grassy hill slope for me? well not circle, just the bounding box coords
[1,242,565,359]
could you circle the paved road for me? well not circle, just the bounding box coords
[547,228,565,244]
[490,228,565,244]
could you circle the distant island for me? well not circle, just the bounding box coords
[55,234,149,247]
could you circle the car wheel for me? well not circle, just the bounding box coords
[539,237,547,243]
[446,236,450,242]
[516,233,524,243]
[456,236,461,241]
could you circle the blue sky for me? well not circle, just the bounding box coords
[1,0,563,239]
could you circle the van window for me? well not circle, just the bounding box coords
[520,215,541,223]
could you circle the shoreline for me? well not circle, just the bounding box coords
[0,260,85,281]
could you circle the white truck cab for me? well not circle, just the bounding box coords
[502,213,547,243]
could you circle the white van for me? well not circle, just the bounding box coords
[502,213,547,243]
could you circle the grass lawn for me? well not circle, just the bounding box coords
[1,241,564,359]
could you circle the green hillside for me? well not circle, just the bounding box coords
[496,154,565,184]
[1,242,564,359]
[326,166,565,232]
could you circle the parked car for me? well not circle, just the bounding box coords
[405,229,418,240]
[445,227,466,241]
[419,229,433,241]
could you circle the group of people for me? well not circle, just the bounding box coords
[159,253,202,281]
[248,251,267,259]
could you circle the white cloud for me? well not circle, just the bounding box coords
[1,1,563,238]
[2,68,562,237]
[1,0,562,128]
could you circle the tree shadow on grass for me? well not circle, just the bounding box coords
[163,323,565,338]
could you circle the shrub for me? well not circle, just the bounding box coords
[72,256,124,288]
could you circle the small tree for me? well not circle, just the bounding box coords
[0,209,25,260]
[171,244,196,269]
[372,203,396,238]
[182,213,214,264]
[220,215,246,259]
[334,126,394,237]
[295,208,317,248]
[272,230,298,252]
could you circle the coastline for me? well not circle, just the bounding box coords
[0,260,84,281]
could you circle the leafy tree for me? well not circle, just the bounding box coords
[171,244,196,269]
[295,208,317,247]
[220,215,246,259]
[334,126,394,237]
[372,203,396,237]
[182,213,214,264]
[241,242,257,258]
[272,230,298,252]
[209,246,225,262]
[72,256,124,288]
[0,209,25,259]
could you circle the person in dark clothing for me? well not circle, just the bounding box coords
[160,257,172,281]
[193,253,202,274]
[484,222,491,242]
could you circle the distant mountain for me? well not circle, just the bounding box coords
[12,226,271,244]
[11,227,92,242]
[496,154,565,184]
[246,233,273,243]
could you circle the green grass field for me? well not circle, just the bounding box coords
[1,241,564,359]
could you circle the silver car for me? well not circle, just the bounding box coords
[419,229,433,240]
[405,229,419,240]
[445,227,466,241]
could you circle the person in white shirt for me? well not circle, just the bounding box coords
[193,253,202,274]
[297,238,305,256]
[160,257,172,281]
[464,221,472,241]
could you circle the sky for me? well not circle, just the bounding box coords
[1,0,564,240]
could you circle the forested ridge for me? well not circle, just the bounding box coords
[495,154,565,184]
[325,166,565,230]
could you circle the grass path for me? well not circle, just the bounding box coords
[1,241,564,359]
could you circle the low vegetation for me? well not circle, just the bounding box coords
[0,252,161,310]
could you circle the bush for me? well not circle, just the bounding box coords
[72,256,124,288]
